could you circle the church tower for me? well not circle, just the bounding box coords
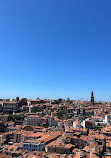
[91,91,94,105]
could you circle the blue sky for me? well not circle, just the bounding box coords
[0,0,111,101]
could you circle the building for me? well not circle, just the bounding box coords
[2,101,19,113]
[28,100,40,105]
[23,140,45,151]
[73,120,80,128]
[27,115,40,126]
[0,134,3,145]
[45,141,73,154]
[2,114,9,122]
[3,144,23,157]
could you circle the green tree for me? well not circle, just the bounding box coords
[57,98,63,104]
[16,96,19,102]
[19,98,27,107]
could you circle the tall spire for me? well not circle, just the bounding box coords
[91,91,94,105]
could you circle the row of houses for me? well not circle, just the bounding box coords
[26,113,58,127]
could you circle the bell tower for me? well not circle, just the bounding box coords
[91,91,94,105]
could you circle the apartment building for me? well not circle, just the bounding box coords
[45,141,73,154]
[23,140,45,151]
[0,134,2,145]
[27,115,40,126]
[23,133,61,152]
[2,101,19,112]
[2,114,9,122]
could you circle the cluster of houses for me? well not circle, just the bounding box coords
[0,97,111,157]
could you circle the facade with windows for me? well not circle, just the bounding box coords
[2,101,18,112]
[27,115,40,126]
[23,140,45,151]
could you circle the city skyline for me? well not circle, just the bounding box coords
[0,91,110,102]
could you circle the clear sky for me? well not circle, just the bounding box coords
[0,0,111,101]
